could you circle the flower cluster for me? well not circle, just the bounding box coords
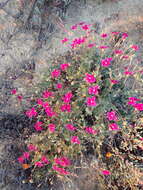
[15,22,142,186]
[128,97,143,111]
[101,57,113,67]
[70,37,87,49]
[26,107,37,118]
[106,111,120,131]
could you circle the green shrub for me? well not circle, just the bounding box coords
[16,23,143,188]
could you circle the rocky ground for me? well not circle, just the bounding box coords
[0,0,143,189]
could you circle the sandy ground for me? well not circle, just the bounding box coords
[0,0,143,189]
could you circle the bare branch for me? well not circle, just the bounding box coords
[0,0,11,9]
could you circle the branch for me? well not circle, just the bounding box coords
[0,0,11,9]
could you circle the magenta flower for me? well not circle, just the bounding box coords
[25,107,37,118]
[122,55,129,59]
[78,37,86,44]
[88,85,100,95]
[42,90,53,98]
[110,79,119,84]
[82,24,90,30]
[71,25,77,30]
[114,49,123,55]
[60,63,70,71]
[34,121,43,131]
[88,43,95,48]
[86,96,97,107]
[28,144,37,152]
[61,38,68,43]
[101,57,113,67]
[85,127,97,134]
[42,102,49,108]
[131,45,139,51]
[18,156,24,164]
[41,156,50,164]
[65,124,76,131]
[23,152,30,159]
[60,104,71,112]
[35,161,44,167]
[70,43,76,49]
[124,70,134,75]
[85,73,96,83]
[127,100,136,106]
[37,98,43,106]
[102,170,111,175]
[45,109,56,117]
[122,32,128,39]
[52,165,70,175]
[17,95,23,101]
[11,89,17,94]
[128,97,141,101]
[106,111,118,121]
[101,33,108,38]
[133,103,143,111]
[78,22,85,25]
[62,92,73,103]
[56,83,63,89]
[99,45,109,49]
[108,123,120,130]
[111,31,120,35]
[71,136,80,144]
[48,123,56,133]
[71,37,86,48]
[44,106,56,117]
[51,69,61,78]
[54,157,71,167]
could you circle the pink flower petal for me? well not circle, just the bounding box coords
[35,161,44,167]
[23,152,30,159]
[106,111,118,121]
[85,127,97,134]
[61,38,69,43]
[131,45,139,51]
[86,96,97,107]
[101,33,108,38]
[51,69,61,78]
[41,156,50,164]
[48,123,56,133]
[71,136,80,144]
[28,144,37,152]
[85,73,96,83]
[108,123,120,131]
[11,89,17,95]
[25,107,37,118]
[18,156,24,164]
[65,124,76,131]
[56,83,63,89]
[102,170,111,175]
[101,57,113,67]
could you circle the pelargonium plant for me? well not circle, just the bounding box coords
[15,22,143,188]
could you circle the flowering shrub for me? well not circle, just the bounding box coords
[16,23,143,188]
